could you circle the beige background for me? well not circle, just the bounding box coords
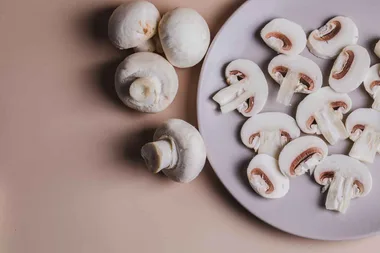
[0,0,379,252]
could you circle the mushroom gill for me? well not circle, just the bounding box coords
[289,147,323,175]
[265,32,292,51]
[314,20,341,41]
[332,50,354,80]
[250,168,274,193]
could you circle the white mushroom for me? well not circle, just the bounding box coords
[115,52,178,113]
[268,55,323,106]
[108,1,161,51]
[279,136,328,178]
[374,40,380,59]
[212,59,268,117]
[329,45,370,93]
[141,119,206,183]
[364,64,380,111]
[260,18,306,55]
[158,8,210,68]
[247,154,289,199]
[307,16,358,59]
[241,112,300,158]
[296,87,352,145]
[345,108,380,163]
[314,155,372,213]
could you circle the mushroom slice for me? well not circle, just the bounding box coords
[158,8,210,68]
[279,136,328,178]
[307,16,358,59]
[213,59,268,117]
[329,45,370,93]
[141,119,206,183]
[314,155,372,213]
[108,1,161,51]
[296,87,352,145]
[345,108,380,163]
[364,64,380,111]
[375,40,380,59]
[247,154,289,199]
[260,18,306,55]
[115,52,178,113]
[241,112,300,158]
[268,55,323,106]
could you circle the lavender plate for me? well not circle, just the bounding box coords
[197,0,380,240]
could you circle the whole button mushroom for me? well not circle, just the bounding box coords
[268,54,322,106]
[314,155,372,214]
[374,40,380,59]
[329,45,370,93]
[260,18,306,56]
[279,136,328,178]
[247,154,289,199]
[141,119,206,183]
[363,64,380,111]
[296,87,352,145]
[307,16,358,59]
[158,8,210,68]
[345,108,380,163]
[212,59,268,117]
[115,52,178,113]
[108,1,161,51]
[241,112,301,158]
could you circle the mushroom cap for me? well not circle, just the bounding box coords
[247,154,289,199]
[296,87,352,134]
[279,136,328,177]
[314,154,372,197]
[158,8,210,68]
[268,54,323,93]
[364,64,380,95]
[241,112,300,149]
[115,52,178,113]
[375,40,380,59]
[260,18,306,55]
[307,16,359,59]
[329,45,370,93]
[108,1,161,49]
[225,59,268,116]
[153,119,206,183]
[345,108,380,141]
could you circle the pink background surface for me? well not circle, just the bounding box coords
[0,0,379,252]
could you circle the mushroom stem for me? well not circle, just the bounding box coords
[295,153,323,176]
[129,77,160,104]
[372,87,380,111]
[314,106,348,145]
[141,139,178,173]
[276,71,299,106]
[325,175,354,213]
[213,84,254,113]
[258,131,284,158]
[349,126,380,163]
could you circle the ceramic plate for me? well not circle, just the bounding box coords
[197,0,380,240]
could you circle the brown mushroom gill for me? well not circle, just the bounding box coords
[265,32,292,51]
[229,70,246,82]
[332,50,354,80]
[314,21,341,41]
[272,66,288,77]
[370,80,380,90]
[248,133,260,145]
[227,70,254,113]
[306,116,317,130]
[289,147,323,175]
[299,73,314,90]
[320,171,335,182]
[352,124,365,133]
[250,168,274,193]
[280,130,291,142]
[245,97,254,113]
[354,180,364,194]
[330,101,348,110]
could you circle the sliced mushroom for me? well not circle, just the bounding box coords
[314,155,372,213]
[115,52,178,113]
[108,1,161,51]
[364,64,380,111]
[247,154,289,199]
[241,112,300,158]
[141,119,206,183]
[268,55,323,106]
[260,18,306,55]
[296,87,352,145]
[213,59,268,117]
[345,108,380,163]
[329,45,370,93]
[307,16,358,59]
[158,8,210,68]
[374,40,380,59]
[279,136,328,178]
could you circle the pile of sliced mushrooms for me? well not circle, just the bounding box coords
[109,2,380,214]
[213,16,380,214]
